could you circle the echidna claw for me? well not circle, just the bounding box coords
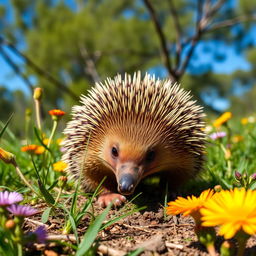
[97,193,126,208]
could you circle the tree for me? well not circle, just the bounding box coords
[0,0,255,121]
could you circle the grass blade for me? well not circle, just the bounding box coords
[125,248,144,256]
[0,113,13,139]
[76,204,111,256]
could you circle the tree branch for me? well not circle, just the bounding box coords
[78,43,101,83]
[207,15,256,31]
[143,0,177,81]
[169,0,182,69]
[0,36,79,101]
[178,0,203,77]
[0,46,34,94]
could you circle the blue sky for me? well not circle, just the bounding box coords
[0,0,254,111]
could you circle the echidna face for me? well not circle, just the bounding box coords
[102,136,158,195]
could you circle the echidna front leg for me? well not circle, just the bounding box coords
[97,192,126,207]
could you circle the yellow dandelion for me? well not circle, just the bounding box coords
[232,135,243,143]
[213,112,232,128]
[53,161,67,172]
[166,189,214,219]
[34,146,45,155]
[201,188,256,239]
[241,118,248,125]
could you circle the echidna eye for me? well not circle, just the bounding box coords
[145,150,155,163]
[111,147,119,158]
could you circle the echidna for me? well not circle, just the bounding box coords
[62,72,205,206]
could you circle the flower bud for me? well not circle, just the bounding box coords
[250,173,256,181]
[0,147,15,165]
[235,171,242,180]
[33,87,43,101]
[214,185,222,192]
[25,108,32,117]
[58,176,67,188]
[220,240,236,256]
[5,219,16,229]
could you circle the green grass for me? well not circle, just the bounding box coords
[1,104,256,255]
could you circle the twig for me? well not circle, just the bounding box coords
[169,0,182,68]
[0,36,78,101]
[0,46,34,94]
[24,218,49,227]
[47,234,76,242]
[207,15,256,31]
[122,223,151,233]
[98,244,126,256]
[143,0,176,81]
[178,0,203,77]
[165,242,184,250]
[79,43,101,83]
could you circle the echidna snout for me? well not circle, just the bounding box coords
[102,138,152,195]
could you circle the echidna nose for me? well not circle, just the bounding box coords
[118,174,135,195]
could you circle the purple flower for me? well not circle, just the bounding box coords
[34,226,47,243]
[0,191,23,206]
[7,204,38,217]
[209,131,227,140]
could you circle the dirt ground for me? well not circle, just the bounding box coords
[24,188,256,256]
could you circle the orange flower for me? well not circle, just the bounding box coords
[166,189,214,219]
[49,109,66,121]
[48,109,65,117]
[21,145,38,153]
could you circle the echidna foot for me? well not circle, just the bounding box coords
[97,193,126,207]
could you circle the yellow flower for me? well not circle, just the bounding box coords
[213,112,232,128]
[34,146,45,155]
[241,118,248,125]
[166,189,214,218]
[43,138,49,145]
[56,138,64,145]
[232,135,243,143]
[224,148,231,160]
[53,161,67,172]
[201,188,256,239]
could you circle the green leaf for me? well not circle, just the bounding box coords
[0,113,13,139]
[38,179,55,205]
[41,207,52,223]
[76,204,111,256]
[125,248,144,256]
[68,214,79,243]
